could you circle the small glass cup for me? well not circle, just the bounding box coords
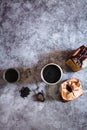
[3,68,20,83]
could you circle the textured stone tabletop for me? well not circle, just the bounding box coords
[0,0,87,130]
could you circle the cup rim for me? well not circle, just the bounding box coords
[3,68,20,83]
[41,63,63,86]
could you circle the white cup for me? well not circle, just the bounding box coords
[41,63,63,85]
[41,63,63,99]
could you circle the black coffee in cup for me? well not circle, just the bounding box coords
[4,68,19,83]
[41,64,62,84]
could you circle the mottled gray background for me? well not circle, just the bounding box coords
[0,0,87,130]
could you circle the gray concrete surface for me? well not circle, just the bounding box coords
[0,0,87,130]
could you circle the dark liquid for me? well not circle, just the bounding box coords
[43,65,61,83]
[5,69,19,83]
[66,85,72,92]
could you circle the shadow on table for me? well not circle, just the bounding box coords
[0,49,73,101]
[18,49,72,84]
[0,69,7,87]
